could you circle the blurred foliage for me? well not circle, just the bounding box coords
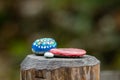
[0,0,120,80]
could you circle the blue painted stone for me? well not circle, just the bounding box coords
[32,38,57,55]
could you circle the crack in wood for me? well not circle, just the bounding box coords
[35,78,47,80]
[35,70,46,80]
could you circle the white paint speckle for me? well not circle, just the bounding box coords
[36,39,40,42]
[44,46,46,49]
[32,48,35,53]
[33,43,36,45]
[41,46,43,48]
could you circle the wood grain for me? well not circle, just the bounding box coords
[20,65,100,80]
[20,54,100,80]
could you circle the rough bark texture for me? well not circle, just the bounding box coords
[20,54,100,80]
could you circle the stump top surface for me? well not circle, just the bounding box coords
[21,54,100,70]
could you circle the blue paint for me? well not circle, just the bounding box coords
[32,38,57,54]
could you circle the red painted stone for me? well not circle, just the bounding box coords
[50,48,86,57]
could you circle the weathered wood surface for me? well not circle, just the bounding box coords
[20,54,100,80]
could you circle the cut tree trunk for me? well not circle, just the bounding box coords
[20,54,100,80]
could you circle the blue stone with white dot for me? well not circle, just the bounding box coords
[32,38,57,55]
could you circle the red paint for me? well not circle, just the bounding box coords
[50,48,86,57]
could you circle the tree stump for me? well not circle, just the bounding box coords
[20,54,100,80]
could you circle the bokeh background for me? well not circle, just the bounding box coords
[0,0,120,80]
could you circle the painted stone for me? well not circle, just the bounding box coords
[32,38,57,55]
[50,48,86,57]
[44,52,54,58]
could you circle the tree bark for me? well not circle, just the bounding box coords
[20,54,100,80]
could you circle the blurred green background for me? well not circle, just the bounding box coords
[0,0,120,80]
